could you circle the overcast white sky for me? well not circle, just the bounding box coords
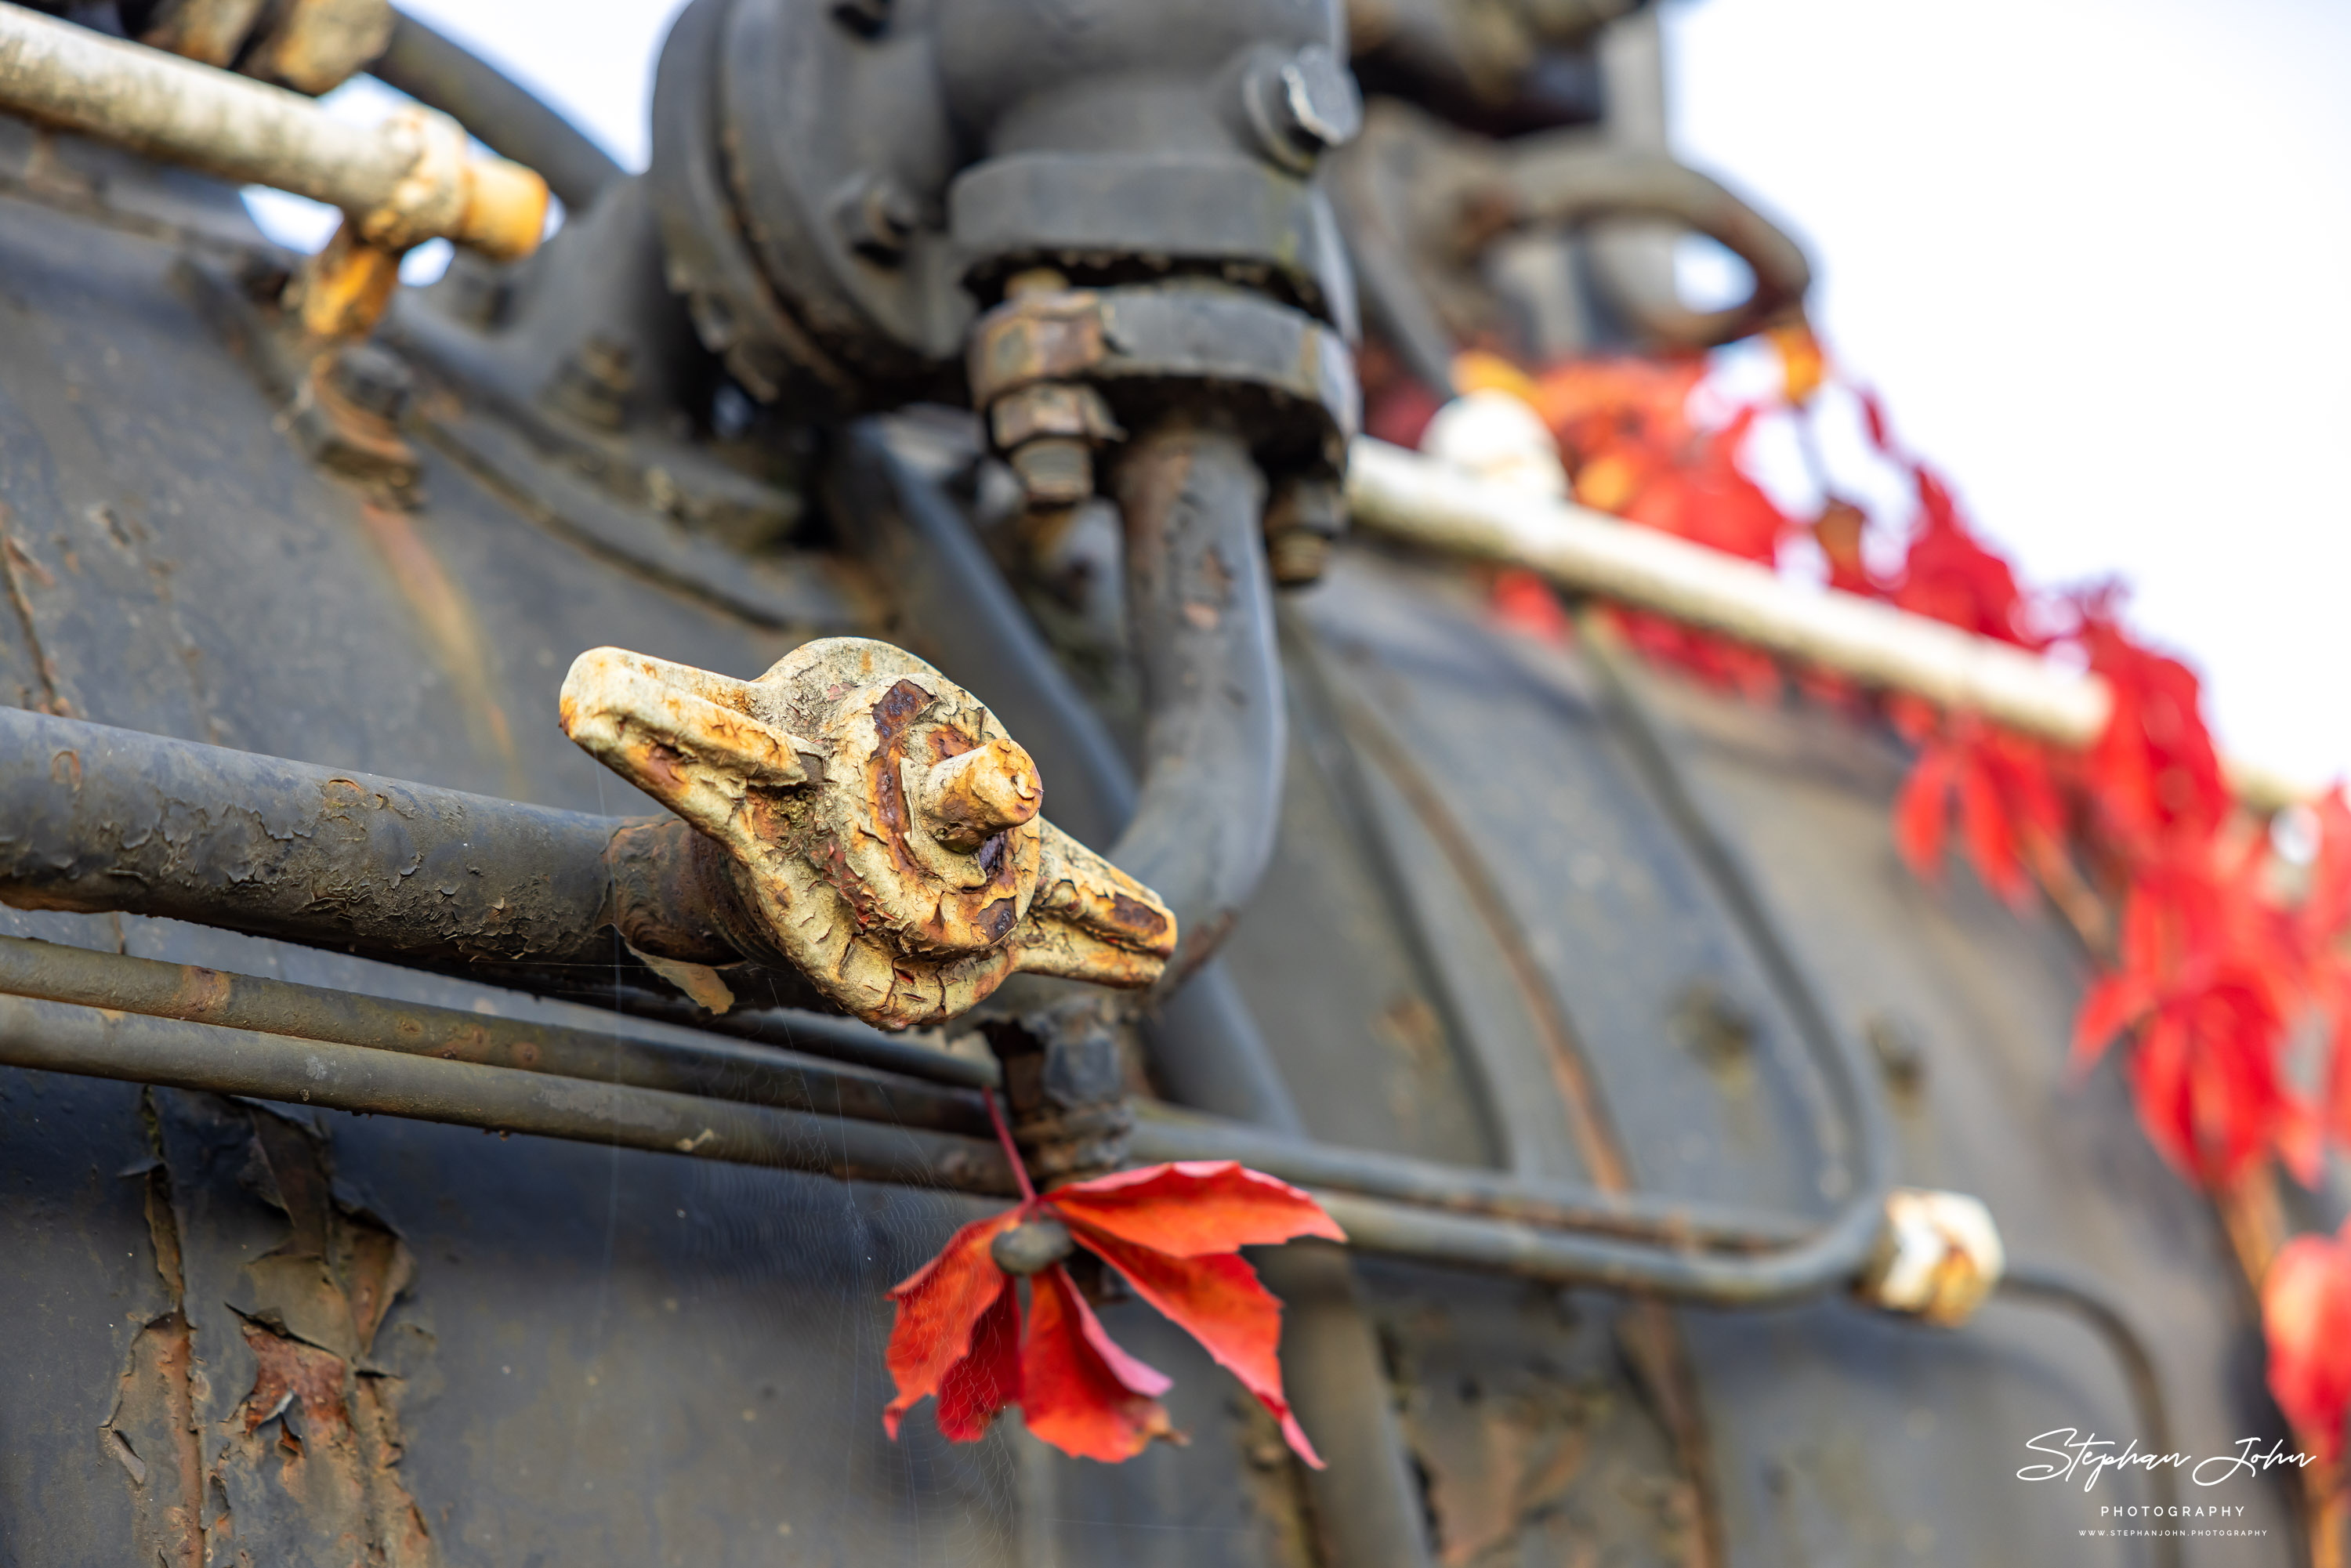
[299,0,2351,788]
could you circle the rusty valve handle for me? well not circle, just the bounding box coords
[559,637,1177,1030]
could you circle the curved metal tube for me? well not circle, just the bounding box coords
[1995,1265,2183,1563]
[1107,419,1287,987]
[372,8,623,214]
[1501,138,1812,348]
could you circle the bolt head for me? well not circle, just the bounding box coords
[1010,437,1094,506]
[1280,45,1362,150]
[328,344,413,422]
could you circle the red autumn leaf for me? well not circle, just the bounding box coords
[1064,1229,1324,1467]
[2264,1224,2351,1464]
[1813,498,1873,596]
[1047,1161,1349,1255]
[882,1207,1023,1441]
[883,1103,1346,1467]
[1020,1265,1177,1463]
[1857,387,1894,454]
[1890,469,2039,649]
[2071,854,2314,1186]
[2080,612,2229,858]
[936,1283,1023,1441]
[1894,741,1956,884]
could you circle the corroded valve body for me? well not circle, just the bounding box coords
[561,637,1177,1029]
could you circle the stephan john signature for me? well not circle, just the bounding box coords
[2020,1429,2314,1492]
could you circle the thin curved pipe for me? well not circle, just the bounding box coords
[1994,1266,2184,1568]
[1498,140,1812,348]
[372,9,623,214]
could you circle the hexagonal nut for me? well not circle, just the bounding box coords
[1241,42,1363,172]
[989,382,1124,451]
[1010,437,1095,507]
[1856,1188,2005,1327]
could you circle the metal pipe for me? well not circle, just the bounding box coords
[1128,1103,1809,1250]
[0,934,991,1134]
[0,2,544,258]
[1107,420,1434,1568]
[1344,437,2310,813]
[0,992,1016,1193]
[371,8,621,215]
[1109,420,1287,984]
[0,704,1012,1081]
[0,702,679,974]
[1312,1187,1881,1303]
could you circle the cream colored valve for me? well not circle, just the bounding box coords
[560,637,1176,1030]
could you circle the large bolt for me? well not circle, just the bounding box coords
[918,736,1043,853]
[1263,474,1347,587]
[1242,42,1362,172]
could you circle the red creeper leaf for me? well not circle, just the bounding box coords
[1047,1161,1347,1256]
[1070,1227,1324,1468]
[1020,1265,1176,1464]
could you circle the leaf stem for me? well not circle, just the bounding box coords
[984,1088,1037,1203]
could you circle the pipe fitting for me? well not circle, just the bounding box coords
[560,637,1179,1029]
[1856,1188,2005,1327]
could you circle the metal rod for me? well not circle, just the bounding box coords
[1128,1102,1809,1251]
[372,7,621,214]
[0,694,999,1088]
[1310,1186,1880,1303]
[0,992,1016,1193]
[1344,437,2309,813]
[0,2,544,258]
[0,934,991,1133]
[0,702,782,991]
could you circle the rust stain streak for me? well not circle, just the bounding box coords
[0,509,66,715]
[357,502,527,799]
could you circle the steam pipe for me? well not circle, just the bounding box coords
[0,2,545,258]
[1107,419,1288,987]
[1105,417,1436,1568]
[0,703,1010,1086]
